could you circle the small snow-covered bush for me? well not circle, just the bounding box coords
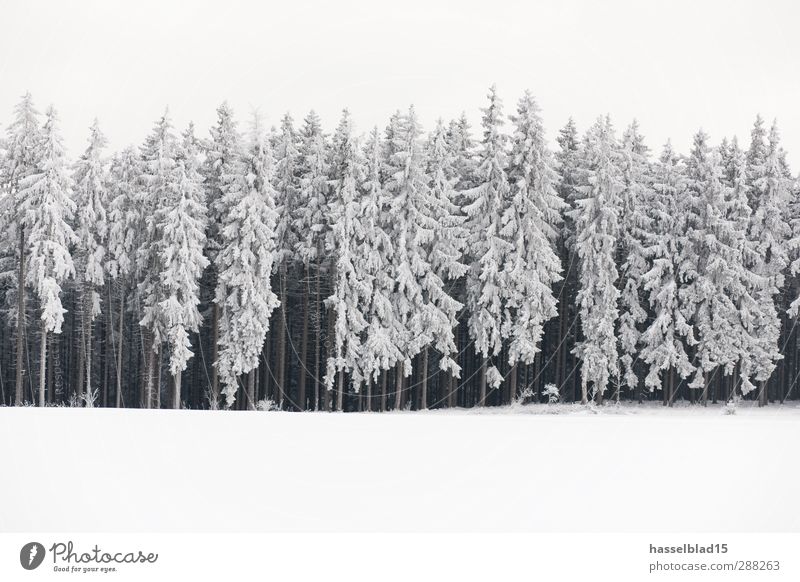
[542,383,560,405]
[81,389,99,408]
[513,385,536,406]
[723,397,739,415]
[256,399,280,412]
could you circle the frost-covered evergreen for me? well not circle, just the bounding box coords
[106,147,140,283]
[2,92,800,411]
[214,116,280,408]
[680,130,756,397]
[464,85,513,398]
[293,110,331,410]
[274,113,300,267]
[159,125,209,407]
[640,142,694,395]
[2,92,42,405]
[72,119,108,402]
[324,110,368,408]
[17,106,76,406]
[747,122,790,403]
[138,110,181,407]
[556,118,581,250]
[294,111,329,266]
[359,127,403,390]
[384,107,462,409]
[202,102,243,405]
[617,121,652,395]
[571,116,623,404]
[105,146,141,407]
[503,91,564,398]
[446,113,477,192]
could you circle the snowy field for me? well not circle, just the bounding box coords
[2,403,800,532]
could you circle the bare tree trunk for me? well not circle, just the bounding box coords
[172,371,181,410]
[155,348,162,409]
[298,265,309,411]
[702,371,709,407]
[667,368,674,408]
[15,228,26,406]
[365,377,372,412]
[313,259,321,411]
[580,380,588,405]
[145,340,156,409]
[478,357,487,406]
[116,290,124,408]
[38,323,47,407]
[449,373,457,408]
[758,379,767,407]
[77,296,86,404]
[103,284,112,407]
[336,369,344,411]
[247,369,255,411]
[83,288,94,407]
[509,362,518,404]
[394,363,403,410]
[276,267,287,409]
[47,332,55,404]
[380,369,387,412]
[419,347,429,410]
[211,303,220,406]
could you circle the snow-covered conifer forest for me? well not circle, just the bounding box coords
[1,88,799,412]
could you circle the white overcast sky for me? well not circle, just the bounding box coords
[1,0,798,168]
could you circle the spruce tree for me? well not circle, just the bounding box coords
[748,122,790,405]
[572,116,623,404]
[617,121,652,397]
[214,116,280,408]
[3,92,41,405]
[293,110,330,410]
[159,126,209,408]
[106,146,141,406]
[18,106,76,406]
[384,107,463,410]
[503,91,564,400]
[324,110,368,410]
[640,142,694,400]
[202,102,243,406]
[72,119,108,404]
[464,85,513,401]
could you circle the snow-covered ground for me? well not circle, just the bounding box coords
[2,402,799,532]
